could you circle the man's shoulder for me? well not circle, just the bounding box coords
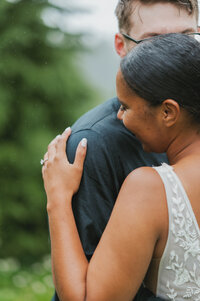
[70,97,134,151]
[72,97,121,133]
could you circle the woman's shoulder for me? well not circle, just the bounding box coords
[120,166,168,233]
[125,165,164,195]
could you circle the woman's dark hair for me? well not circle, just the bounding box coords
[120,33,200,123]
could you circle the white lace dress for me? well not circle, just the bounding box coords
[153,163,200,301]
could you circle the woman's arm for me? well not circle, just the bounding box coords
[42,129,163,301]
[48,200,88,301]
[42,128,88,301]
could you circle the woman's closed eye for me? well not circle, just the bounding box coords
[120,105,127,112]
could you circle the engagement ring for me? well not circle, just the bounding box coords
[40,158,48,166]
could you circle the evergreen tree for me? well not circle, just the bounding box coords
[0,0,98,264]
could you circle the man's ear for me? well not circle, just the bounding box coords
[115,33,127,58]
[198,26,200,33]
[161,99,181,127]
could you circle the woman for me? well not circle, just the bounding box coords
[42,33,200,301]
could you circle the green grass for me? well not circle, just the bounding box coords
[0,256,54,301]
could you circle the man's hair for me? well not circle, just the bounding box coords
[120,33,200,124]
[115,0,199,32]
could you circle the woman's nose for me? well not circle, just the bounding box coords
[117,108,123,120]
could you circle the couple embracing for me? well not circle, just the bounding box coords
[42,0,200,300]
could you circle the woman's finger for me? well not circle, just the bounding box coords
[41,152,48,168]
[44,152,48,161]
[48,135,60,162]
[41,152,48,176]
[74,138,87,170]
[56,127,71,160]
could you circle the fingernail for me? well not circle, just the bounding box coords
[81,138,87,148]
[56,135,61,138]
[65,127,71,132]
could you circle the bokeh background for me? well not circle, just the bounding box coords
[0,0,119,300]
[0,0,199,300]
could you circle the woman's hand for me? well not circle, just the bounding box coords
[42,127,87,209]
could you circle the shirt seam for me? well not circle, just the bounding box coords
[72,107,120,132]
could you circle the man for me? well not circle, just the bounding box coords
[51,0,199,300]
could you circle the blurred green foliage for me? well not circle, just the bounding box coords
[0,0,99,264]
[0,255,54,300]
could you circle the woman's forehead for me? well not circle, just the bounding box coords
[116,70,134,96]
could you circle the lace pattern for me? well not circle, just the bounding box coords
[154,163,200,301]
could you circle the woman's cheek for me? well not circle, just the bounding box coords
[123,115,133,132]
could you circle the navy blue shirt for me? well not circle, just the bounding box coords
[52,97,168,301]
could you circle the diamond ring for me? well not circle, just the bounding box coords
[40,158,48,166]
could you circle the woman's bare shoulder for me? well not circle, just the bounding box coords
[118,166,167,232]
[124,166,164,199]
